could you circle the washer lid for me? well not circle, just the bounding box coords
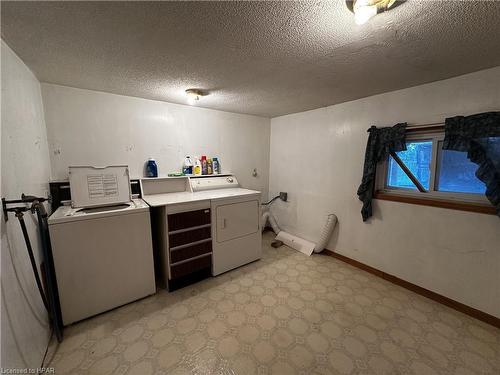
[48,199,149,224]
[69,165,131,208]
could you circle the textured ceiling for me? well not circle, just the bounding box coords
[2,1,500,118]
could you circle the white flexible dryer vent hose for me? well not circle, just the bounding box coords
[313,214,337,253]
[261,211,281,234]
[262,211,337,254]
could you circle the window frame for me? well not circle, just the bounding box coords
[375,128,494,212]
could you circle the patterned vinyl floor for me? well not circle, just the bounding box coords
[48,232,500,375]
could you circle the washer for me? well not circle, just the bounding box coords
[48,166,156,325]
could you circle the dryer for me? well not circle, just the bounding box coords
[141,174,262,285]
[190,176,262,276]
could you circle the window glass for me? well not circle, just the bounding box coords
[437,142,486,194]
[387,141,432,190]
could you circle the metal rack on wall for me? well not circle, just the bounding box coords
[2,194,64,343]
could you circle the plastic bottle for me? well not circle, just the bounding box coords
[201,155,208,175]
[207,158,213,175]
[193,157,202,176]
[183,156,193,175]
[145,158,158,177]
[213,157,220,174]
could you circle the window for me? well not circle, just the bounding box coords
[436,145,486,194]
[376,129,495,211]
[387,140,432,190]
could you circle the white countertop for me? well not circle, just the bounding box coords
[142,188,261,207]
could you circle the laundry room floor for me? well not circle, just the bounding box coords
[47,232,500,375]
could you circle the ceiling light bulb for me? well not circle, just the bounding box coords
[347,0,398,25]
[186,91,200,101]
[187,95,198,105]
[354,4,377,25]
[185,89,205,105]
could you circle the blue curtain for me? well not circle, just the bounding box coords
[443,112,500,216]
[357,123,407,221]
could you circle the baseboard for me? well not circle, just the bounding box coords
[322,249,500,329]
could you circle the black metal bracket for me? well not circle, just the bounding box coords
[2,198,26,221]
[2,195,48,221]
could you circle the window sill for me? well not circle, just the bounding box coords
[374,191,496,215]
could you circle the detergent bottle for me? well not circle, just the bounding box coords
[207,158,213,175]
[213,157,220,174]
[183,156,193,175]
[193,157,202,176]
[201,155,208,175]
[145,158,158,177]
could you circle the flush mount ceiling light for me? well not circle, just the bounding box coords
[185,88,206,104]
[346,0,398,25]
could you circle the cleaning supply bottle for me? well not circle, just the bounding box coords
[193,157,202,176]
[207,158,213,175]
[145,158,158,177]
[201,155,208,175]
[213,157,220,174]
[183,156,193,175]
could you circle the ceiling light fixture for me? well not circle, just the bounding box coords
[185,88,206,104]
[346,0,398,25]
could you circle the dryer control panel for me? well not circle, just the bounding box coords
[190,175,239,192]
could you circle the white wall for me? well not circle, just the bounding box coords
[41,84,271,196]
[1,41,51,368]
[269,66,500,318]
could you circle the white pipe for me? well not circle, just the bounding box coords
[276,231,315,256]
[313,214,337,253]
[261,211,281,234]
[262,211,337,255]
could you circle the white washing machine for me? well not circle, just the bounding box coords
[48,166,156,325]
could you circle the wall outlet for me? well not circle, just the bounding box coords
[279,192,288,202]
